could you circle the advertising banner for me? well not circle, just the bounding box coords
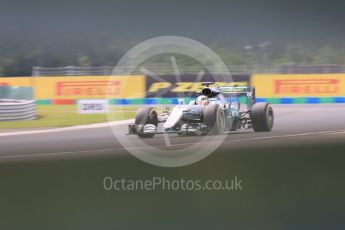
[0,77,34,99]
[0,77,34,87]
[146,74,250,98]
[34,75,145,99]
[251,74,345,98]
[77,99,109,114]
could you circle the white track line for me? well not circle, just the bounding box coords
[1,129,345,160]
[328,131,345,135]
[163,133,172,146]
[0,119,134,137]
[230,130,345,142]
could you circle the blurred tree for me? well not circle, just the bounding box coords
[0,39,345,76]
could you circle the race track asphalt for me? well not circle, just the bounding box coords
[1,104,345,230]
[0,104,345,160]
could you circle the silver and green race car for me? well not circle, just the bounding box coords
[129,83,274,138]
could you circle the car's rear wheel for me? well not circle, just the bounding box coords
[203,104,226,134]
[251,102,274,132]
[135,107,158,138]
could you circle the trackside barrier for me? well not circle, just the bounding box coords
[251,74,345,103]
[3,74,345,105]
[34,97,345,105]
[0,75,146,100]
[256,97,345,104]
[35,97,249,105]
[0,100,37,121]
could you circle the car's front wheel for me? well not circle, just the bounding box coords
[203,104,226,134]
[135,107,158,138]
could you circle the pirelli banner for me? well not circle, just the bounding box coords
[146,74,250,98]
[34,75,145,100]
[251,74,345,98]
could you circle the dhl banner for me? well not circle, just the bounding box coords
[251,74,345,98]
[34,75,145,99]
[0,77,34,87]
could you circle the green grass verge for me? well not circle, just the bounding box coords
[0,105,138,130]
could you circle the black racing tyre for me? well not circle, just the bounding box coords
[135,107,158,138]
[251,102,274,132]
[202,104,226,134]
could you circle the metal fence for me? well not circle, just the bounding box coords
[279,64,345,74]
[32,65,255,76]
[32,66,115,76]
[32,64,345,76]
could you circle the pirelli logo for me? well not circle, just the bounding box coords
[56,80,121,96]
[274,79,339,94]
[0,82,9,86]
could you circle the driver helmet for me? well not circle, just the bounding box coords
[196,95,209,106]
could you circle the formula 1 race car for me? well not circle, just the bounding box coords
[128,83,274,138]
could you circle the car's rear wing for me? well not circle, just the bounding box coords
[219,86,254,95]
[219,86,256,108]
